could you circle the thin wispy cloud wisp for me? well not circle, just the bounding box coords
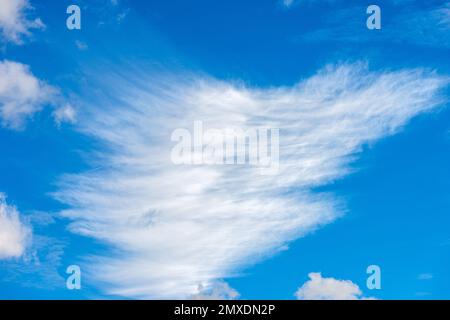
[299,2,450,47]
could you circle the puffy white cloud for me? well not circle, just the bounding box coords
[0,194,31,259]
[54,62,448,299]
[190,281,240,300]
[295,273,372,300]
[0,60,59,129]
[53,104,77,126]
[0,0,44,44]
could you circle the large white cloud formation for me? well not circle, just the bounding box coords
[54,62,448,298]
[0,194,31,259]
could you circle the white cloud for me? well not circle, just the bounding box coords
[0,60,59,129]
[53,104,77,126]
[190,281,240,300]
[0,0,45,44]
[54,62,448,299]
[295,272,375,300]
[0,193,31,259]
[295,272,372,300]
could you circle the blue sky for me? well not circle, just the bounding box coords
[0,0,449,299]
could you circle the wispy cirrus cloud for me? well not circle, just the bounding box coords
[54,62,448,299]
[298,2,450,47]
[0,0,45,44]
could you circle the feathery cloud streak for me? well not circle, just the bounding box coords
[54,63,448,298]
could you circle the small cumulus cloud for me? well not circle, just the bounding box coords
[295,272,374,300]
[0,60,76,129]
[0,193,31,260]
[190,281,240,300]
[53,104,77,126]
[0,0,45,44]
